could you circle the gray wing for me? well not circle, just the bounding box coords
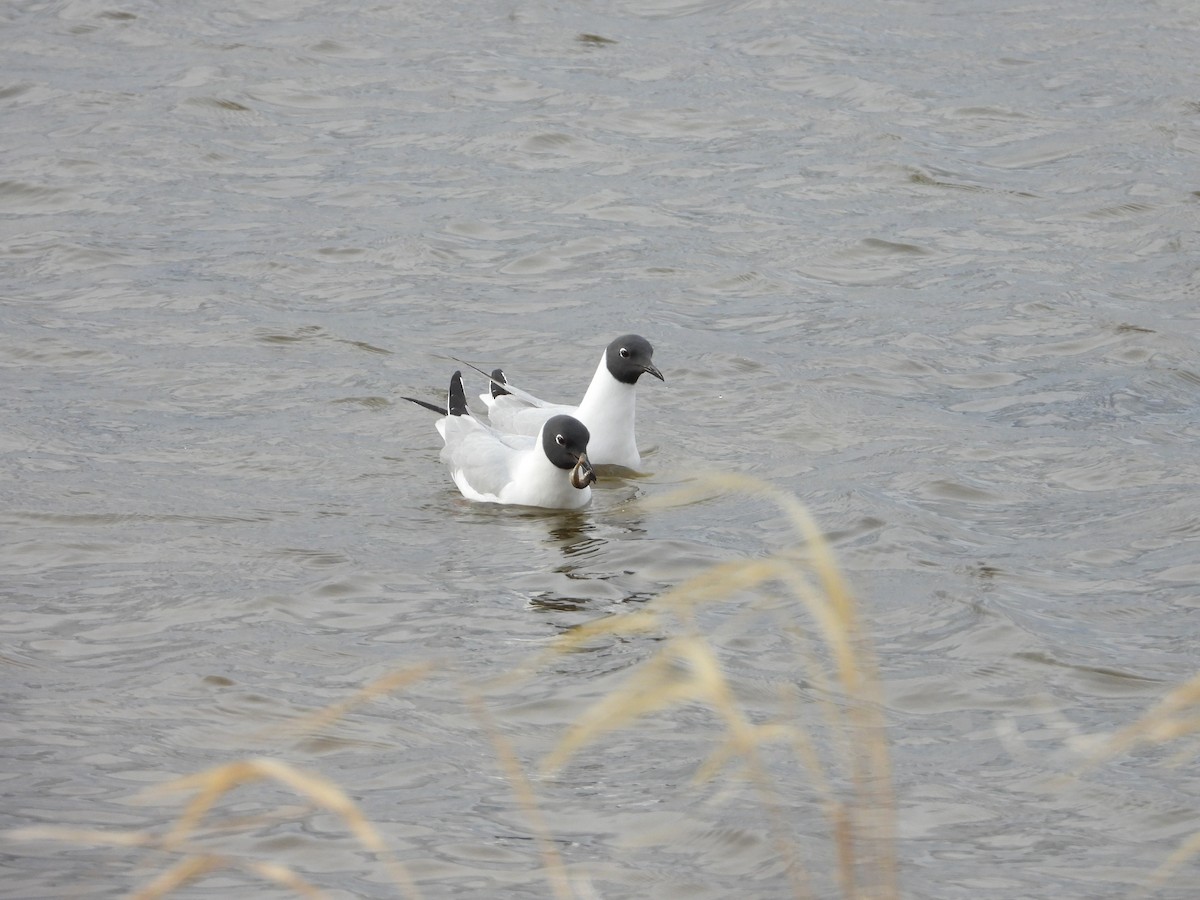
[482,396,576,436]
[460,360,551,410]
[438,415,531,501]
[458,360,576,435]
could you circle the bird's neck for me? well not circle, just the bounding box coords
[577,353,633,417]
[576,352,637,463]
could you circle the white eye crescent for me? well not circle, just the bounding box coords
[556,434,566,446]
[619,347,630,358]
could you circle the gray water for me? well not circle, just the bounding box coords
[4,0,1200,897]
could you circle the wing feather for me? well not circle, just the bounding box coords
[438,415,529,501]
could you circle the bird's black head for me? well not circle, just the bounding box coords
[541,414,596,489]
[605,334,664,385]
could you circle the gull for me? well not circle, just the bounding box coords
[476,334,663,470]
[404,371,596,509]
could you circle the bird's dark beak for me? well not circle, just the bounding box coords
[570,453,597,489]
[643,363,664,382]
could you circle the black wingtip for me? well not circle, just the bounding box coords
[402,395,448,414]
[402,370,470,416]
[490,368,510,399]
[448,370,468,416]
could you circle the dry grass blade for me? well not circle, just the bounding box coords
[654,558,794,616]
[130,854,226,900]
[637,474,897,898]
[243,860,327,898]
[541,641,711,776]
[277,662,435,739]
[6,825,330,898]
[156,761,259,850]
[148,758,421,900]
[544,608,662,656]
[481,610,663,696]
[128,853,326,900]
[18,473,896,900]
[648,474,871,687]
[7,826,155,848]
[694,721,806,784]
[1097,672,1200,762]
[538,629,824,892]
[1087,671,1200,897]
[1138,829,1200,898]
[465,689,574,900]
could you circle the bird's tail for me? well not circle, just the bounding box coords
[448,370,468,416]
[402,396,446,414]
[489,368,510,399]
[402,370,469,416]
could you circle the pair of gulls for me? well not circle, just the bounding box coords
[405,335,663,509]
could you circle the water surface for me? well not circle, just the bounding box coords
[3,0,1200,897]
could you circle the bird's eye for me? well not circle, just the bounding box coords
[556,434,566,446]
[619,347,630,358]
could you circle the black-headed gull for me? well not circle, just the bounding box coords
[477,334,663,470]
[405,371,596,509]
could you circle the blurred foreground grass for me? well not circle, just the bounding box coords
[1088,671,1200,896]
[9,475,1197,897]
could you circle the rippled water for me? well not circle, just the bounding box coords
[4,0,1200,897]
